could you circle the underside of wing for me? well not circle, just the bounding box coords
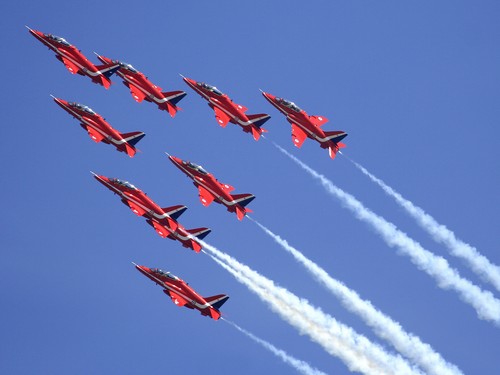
[291,123,307,148]
[151,220,169,238]
[60,55,80,74]
[129,84,146,103]
[123,196,147,216]
[197,185,215,207]
[168,291,188,307]
[213,106,230,128]
[83,124,105,143]
[309,115,329,127]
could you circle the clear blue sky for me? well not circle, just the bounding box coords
[2,1,499,374]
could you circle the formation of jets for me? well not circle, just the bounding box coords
[29,27,349,320]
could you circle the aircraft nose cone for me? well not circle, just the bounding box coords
[52,96,67,107]
[261,91,275,101]
[167,155,182,165]
[182,76,196,87]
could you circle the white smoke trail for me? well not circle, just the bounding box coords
[349,159,500,293]
[248,216,462,375]
[273,143,500,325]
[200,241,422,375]
[223,319,328,375]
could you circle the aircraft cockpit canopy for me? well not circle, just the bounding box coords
[46,34,71,46]
[110,178,137,190]
[69,102,96,115]
[116,61,138,73]
[183,161,208,175]
[198,82,223,96]
[152,268,179,280]
[278,98,301,112]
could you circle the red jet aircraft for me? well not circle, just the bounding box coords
[134,264,229,320]
[261,91,348,159]
[52,96,145,157]
[182,76,270,141]
[95,54,186,117]
[93,173,210,252]
[167,154,255,220]
[26,27,119,89]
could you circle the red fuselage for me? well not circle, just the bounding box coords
[182,76,270,140]
[93,174,204,251]
[53,97,141,157]
[262,91,347,158]
[96,55,186,117]
[135,265,227,320]
[27,27,116,88]
[168,155,254,220]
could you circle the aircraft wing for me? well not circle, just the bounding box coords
[214,106,230,128]
[166,290,188,307]
[291,123,307,148]
[60,55,80,74]
[309,115,329,127]
[219,182,235,193]
[129,84,146,103]
[122,194,147,216]
[197,184,215,207]
[82,124,105,143]
[151,220,169,238]
[235,103,248,112]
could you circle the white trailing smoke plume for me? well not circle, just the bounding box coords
[349,158,500,293]
[223,319,328,375]
[199,240,422,375]
[248,216,462,375]
[273,143,500,325]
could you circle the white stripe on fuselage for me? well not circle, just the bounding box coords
[34,33,106,78]
[62,105,128,146]
[119,73,183,105]
[267,98,342,143]
[175,163,249,207]
[185,81,263,127]
[98,178,174,223]
[143,270,211,310]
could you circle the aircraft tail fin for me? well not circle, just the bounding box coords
[324,130,348,143]
[162,90,187,106]
[231,193,255,208]
[246,113,271,128]
[186,227,212,240]
[96,63,121,78]
[121,131,146,147]
[205,294,229,311]
[162,205,188,220]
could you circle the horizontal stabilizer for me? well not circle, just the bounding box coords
[162,205,188,220]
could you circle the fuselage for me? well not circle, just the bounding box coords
[93,174,197,248]
[183,77,252,126]
[169,156,237,209]
[53,98,122,144]
[28,28,111,86]
[136,265,219,318]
